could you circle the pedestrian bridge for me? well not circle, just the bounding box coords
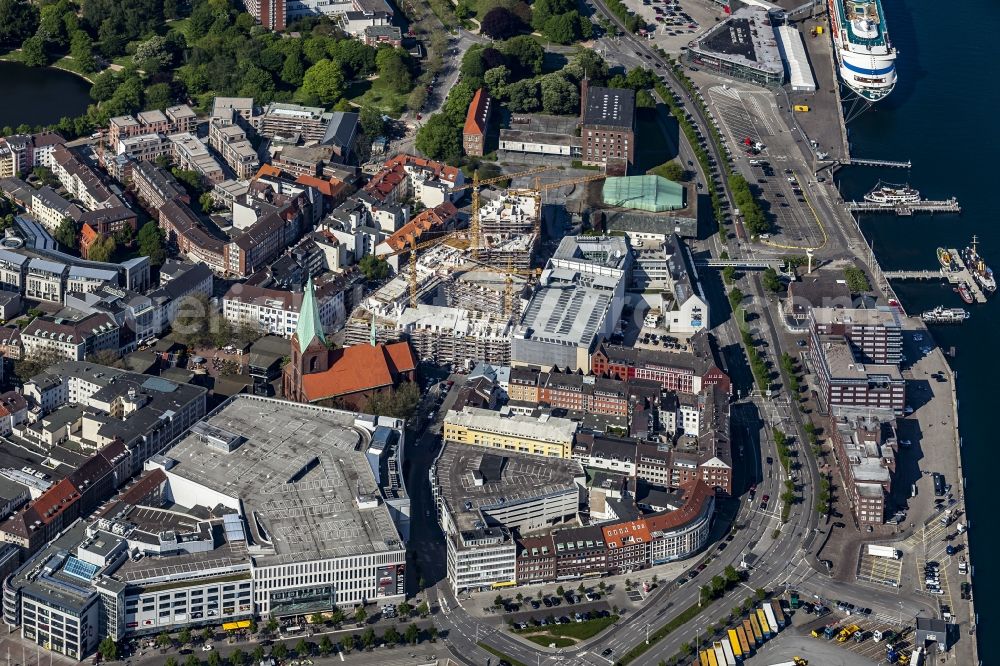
[696,259,786,269]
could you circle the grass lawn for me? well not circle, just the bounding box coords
[50,56,96,80]
[525,635,574,648]
[546,615,618,640]
[344,77,408,116]
[476,642,527,666]
[647,159,685,182]
[166,18,193,39]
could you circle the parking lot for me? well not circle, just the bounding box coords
[617,0,720,52]
[856,552,903,589]
[800,614,916,663]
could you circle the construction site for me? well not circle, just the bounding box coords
[343,169,605,368]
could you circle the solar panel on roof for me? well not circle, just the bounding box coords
[63,556,99,581]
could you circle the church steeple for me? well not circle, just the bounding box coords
[295,277,326,350]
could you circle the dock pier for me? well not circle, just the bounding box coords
[846,197,961,215]
[847,157,913,169]
[882,249,988,303]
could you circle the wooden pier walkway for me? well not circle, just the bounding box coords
[882,249,987,303]
[846,198,961,215]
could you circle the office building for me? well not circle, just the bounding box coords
[442,406,578,459]
[809,306,903,365]
[810,333,906,415]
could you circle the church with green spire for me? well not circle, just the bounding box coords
[282,278,419,407]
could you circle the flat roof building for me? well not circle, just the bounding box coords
[158,396,407,615]
[685,6,784,88]
[431,443,583,592]
[443,406,578,459]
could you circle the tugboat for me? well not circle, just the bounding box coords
[955,282,975,304]
[864,182,921,204]
[937,247,953,270]
[921,305,970,324]
[962,235,996,294]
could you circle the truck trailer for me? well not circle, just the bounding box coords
[762,603,780,634]
[868,544,902,559]
[728,629,743,660]
[736,625,751,655]
[770,599,787,629]
[749,614,764,643]
[756,609,773,638]
[743,619,759,646]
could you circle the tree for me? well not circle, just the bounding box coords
[21,36,49,67]
[301,59,345,106]
[722,266,736,284]
[428,626,438,642]
[481,6,522,39]
[376,46,412,92]
[318,635,333,656]
[762,267,782,293]
[145,82,174,111]
[501,35,544,76]
[138,221,166,265]
[270,643,287,662]
[483,65,511,100]
[506,79,540,113]
[540,73,579,115]
[359,106,385,139]
[69,30,97,73]
[556,585,565,596]
[0,0,39,50]
[358,254,390,281]
[134,35,173,72]
[355,605,368,625]
[251,646,265,664]
[179,627,192,645]
[53,218,77,250]
[542,11,588,44]
[844,265,871,293]
[183,656,199,666]
[407,86,428,113]
[98,637,118,662]
[87,234,117,263]
[494,594,505,608]
[397,602,413,617]
[310,612,326,627]
[229,650,245,666]
[723,565,740,586]
[361,627,376,649]
[201,627,214,643]
[728,287,745,311]
[165,658,178,666]
[565,49,608,84]
[281,49,306,87]
[294,638,310,656]
[405,623,420,645]
[655,161,685,182]
[114,224,134,248]
[330,607,346,627]
[415,113,462,163]
[206,650,220,666]
[383,625,400,646]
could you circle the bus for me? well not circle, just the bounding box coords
[491,581,517,590]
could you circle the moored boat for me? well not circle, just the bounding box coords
[921,305,969,324]
[962,235,996,294]
[865,183,920,204]
[955,282,974,304]
[937,248,952,270]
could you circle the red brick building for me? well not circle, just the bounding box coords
[590,332,731,396]
[580,82,635,175]
[463,88,492,157]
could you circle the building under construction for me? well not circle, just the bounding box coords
[344,304,513,368]
[445,267,531,318]
[475,192,539,271]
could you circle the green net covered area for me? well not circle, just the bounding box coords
[602,175,685,212]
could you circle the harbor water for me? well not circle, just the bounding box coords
[834,0,995,650]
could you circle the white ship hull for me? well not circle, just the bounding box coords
[828,0,897,102]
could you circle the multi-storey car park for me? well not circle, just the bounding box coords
[3,396,408,661]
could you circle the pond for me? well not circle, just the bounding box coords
[0,60,92,129]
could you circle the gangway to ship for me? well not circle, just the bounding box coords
[848,157,913,169]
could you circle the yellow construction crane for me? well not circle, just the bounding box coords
[382,230,461,308]
[509,172,610,236]
[451,167,555,260]
[448,254,541,319]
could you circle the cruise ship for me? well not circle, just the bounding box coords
[828,0,897,101]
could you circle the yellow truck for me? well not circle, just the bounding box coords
[838,624,860,642]
[794,105,810,112]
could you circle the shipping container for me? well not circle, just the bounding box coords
[868,544,901,559]
[713,643,728,666]
[756,609,773,638]
[743,619,759,646]
[770,599,787,628]
[728,629,743,659]
[762,603,779,634]
[736,625,751,655]
[720,636,737,665]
